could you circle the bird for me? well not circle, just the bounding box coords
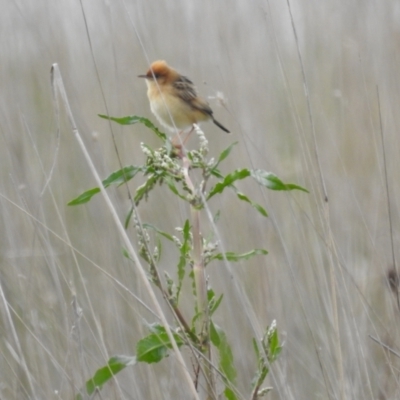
[138,60,230,135]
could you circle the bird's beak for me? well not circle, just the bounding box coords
[138,74,148,79]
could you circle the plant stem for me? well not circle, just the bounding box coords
[192,207,206,317]
[182,153,215,398]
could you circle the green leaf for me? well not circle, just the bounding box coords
[103,165,142,186]
[166,180,179,195]
[210,322,237,400]
[224,388,237,400]
[236,192,268,217]
[98,114,167,141]
[210,293,223,316]
[252,338,260,360]
[209,167,224,180]
[252,364,269,394]
[207,169,251,200]
[165,177,187,201]
[142,223,174,241]
[207,287,216,302]
[251,170,308,192]
[136,324,184,364]
[76,355,136,399]
[134,174,160,205]
[68,188,100,205]
[211,142,238,172]
[68,166,141,206]
[122,247,131,260]
[251,323,281,395]
[251,338,269,392]
[125,206,134,229]
[211,249,268,262]
[177,220,191,298]
[268,328,282,362]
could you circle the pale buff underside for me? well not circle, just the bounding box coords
[146,81,210,132]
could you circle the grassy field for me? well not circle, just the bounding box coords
[1,1,400,399]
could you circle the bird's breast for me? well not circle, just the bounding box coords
[146,83,210,131]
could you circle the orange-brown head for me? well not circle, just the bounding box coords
[138,60,178,85]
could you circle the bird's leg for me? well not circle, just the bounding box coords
[171,126,195,157]
[171,131,185,159]
[172,131,183,148]
[182,126,195,144]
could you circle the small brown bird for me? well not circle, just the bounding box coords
[138,60,230,134]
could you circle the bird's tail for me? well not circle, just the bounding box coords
[212,118,230,133]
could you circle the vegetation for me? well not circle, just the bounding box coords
[69,115,305,399]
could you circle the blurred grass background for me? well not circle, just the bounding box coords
[1,0,400,399]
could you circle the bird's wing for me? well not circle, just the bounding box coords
[173,76,213,116]
[173,76,197,101]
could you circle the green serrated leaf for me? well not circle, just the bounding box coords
[68,166,141,206]
[148,323,167,335]
[251,170,308,193]
[103,165,142,187]
[207,169,251,200]
[136,325,184,364]
[68,188,101,205]
[76,355,136,399]
[136,340,168,364]
[98,114,167,141]
[210,322,237,399]
[211,249,268,262]
[236,192,268,217]
[99,114,142,125]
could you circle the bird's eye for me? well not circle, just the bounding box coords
[149,71,159,79]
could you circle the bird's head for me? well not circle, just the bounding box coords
[138,60,176,85]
